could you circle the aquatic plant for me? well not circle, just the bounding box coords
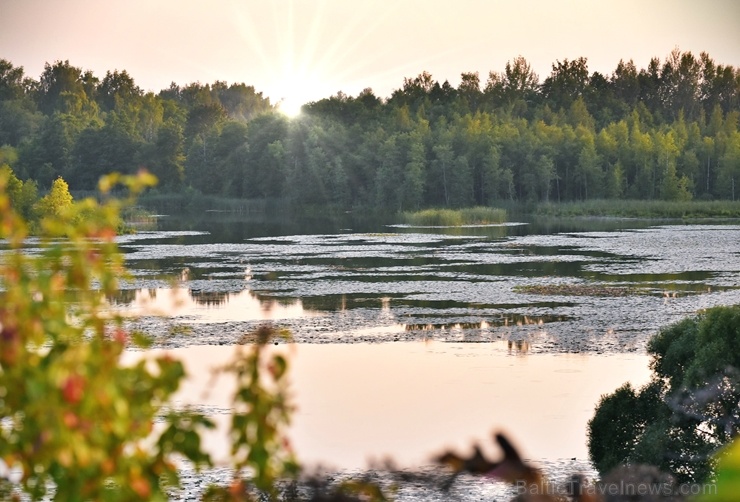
[514,284,645,297]
[535,199,740,219]
[400,206,507,226]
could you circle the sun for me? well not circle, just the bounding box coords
[230,1,397,117]
[274,71,325,118]
[277,97,304,118]
[273,64,329,118]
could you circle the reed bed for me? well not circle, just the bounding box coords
[401,206,507,226]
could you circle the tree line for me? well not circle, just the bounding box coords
[1,48,739,210]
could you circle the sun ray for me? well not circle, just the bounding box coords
[228,0,462,115]
[229,1,271,68]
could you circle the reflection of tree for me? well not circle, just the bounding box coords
[403,314,570,332]
[507,339,530,353]
[246,290,308,316]
[108,289,137,305]
[108,288,163,307]
[405,321,489,331]
[301,294,353,312]
[248,290,299,308]
[190,290,231,306]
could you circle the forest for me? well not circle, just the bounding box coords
[0,48,739,211]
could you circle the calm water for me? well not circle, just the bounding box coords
[125,343,651,470]
[110,213,740,473]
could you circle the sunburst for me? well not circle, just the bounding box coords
[229,0,407,116]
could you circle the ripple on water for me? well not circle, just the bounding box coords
[113,223,740,354]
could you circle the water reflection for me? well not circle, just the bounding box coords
[403,314,567,332]
[126,342,651,469]
[111,287,322,322]
[112,286,570,345]
[117,221,740,352]
[508,339,531,353]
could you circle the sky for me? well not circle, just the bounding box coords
[2,0,740,115]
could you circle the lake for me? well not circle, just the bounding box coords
[112,213,740,477]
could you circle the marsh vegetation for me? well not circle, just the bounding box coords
[400,206,507,226]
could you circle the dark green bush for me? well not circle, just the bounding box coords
[588,306,740,483]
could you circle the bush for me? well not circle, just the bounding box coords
[588,306,740,483]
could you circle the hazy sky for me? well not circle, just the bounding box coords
[2,0,739,112]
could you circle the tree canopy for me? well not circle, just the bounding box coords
[0,49,739,209]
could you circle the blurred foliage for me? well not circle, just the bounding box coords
[0,171,303,501]
[700,436,740,502]
[202,326,299,501]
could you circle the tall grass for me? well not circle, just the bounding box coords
[401,206,507,226]
[534,199,740,219]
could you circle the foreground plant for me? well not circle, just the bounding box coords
[700,436,740,502]
[0,170,216,501]
[0,171,302,501]
[202,326,300,501]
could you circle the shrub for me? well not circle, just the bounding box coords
[588,306,740,483]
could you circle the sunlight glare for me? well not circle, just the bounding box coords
[278,97,303,117]
[230,1,404,110]
[274,69,325,117]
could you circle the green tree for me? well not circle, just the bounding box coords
[716,131,740,200]
[0,164,37,221]
[34,176,73,219]
[19,112,90,187]
[37,60,99,120]
[0,60,41,147]
[574,128,603,199]
[637,57,665,121]
[589,306,740,483]
[457,72,481,111]
[431,135,455,206]
[185,101,226,148]
[567,97,595,130]
[70,113,141,189]
[244,114,289,198]
[0,59,30,101]
[542,57,589,111]
[97,69,142,112]
[627,119,654,198]
[0,98,43,147]
[403,129,426,210]
[660,48,702,121]
[654,129,692,201]
[211,121,250,197]
[485,56,540,116]
[611,59,640,112]
[150,120,186,190]
[349,127,386,207]
[699,53,739,116]
[587,382,665,474]
[212,81,273,121]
